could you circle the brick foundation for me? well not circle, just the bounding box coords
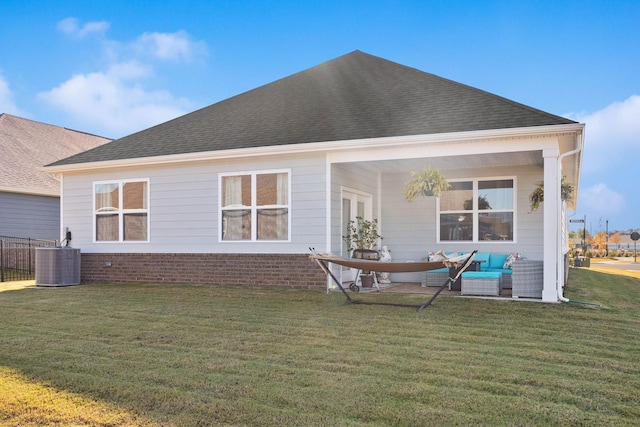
[80,253,327,288]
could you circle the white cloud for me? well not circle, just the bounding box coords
[0,73,26,116]
[132,30,208,61]
[566,95,640,174]
[40,19,207,137]
[565,96,640,228]
[569,95,640,147]
[57,17,110,38]
[579,183,626,217]
[37,63,191,137]
[107,61,153,80]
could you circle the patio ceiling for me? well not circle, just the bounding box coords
[351,150,543,175]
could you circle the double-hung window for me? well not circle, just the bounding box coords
[438,178,514,242]
[94,179,149,242]
[220,170,290,241]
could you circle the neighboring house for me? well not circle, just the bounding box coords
[0,114,111,240]
[44,51,584,302]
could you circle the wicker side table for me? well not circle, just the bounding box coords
[422,270,450,287]
[512,260,543,298]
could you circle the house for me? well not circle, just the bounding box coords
[44,51,584,302]
[0,114,111,240]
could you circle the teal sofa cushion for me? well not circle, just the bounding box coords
[474,252,491,263]
[486,268,512,275]
[461,271,502,279]
[429,268,449,273]
[489,253,508,269]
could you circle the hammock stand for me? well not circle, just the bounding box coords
[311,250,477,311]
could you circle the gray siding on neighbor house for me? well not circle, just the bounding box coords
[0,192,60,240]
[61,153,328,254]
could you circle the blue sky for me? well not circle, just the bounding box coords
[1,0,639,232]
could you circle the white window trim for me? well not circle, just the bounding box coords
[218,169,291,243]
[93,178,150,243]
[437,176,517,243]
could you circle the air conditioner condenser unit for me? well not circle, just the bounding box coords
[35,247,81,287]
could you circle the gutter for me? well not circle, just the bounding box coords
[557,129,584,303]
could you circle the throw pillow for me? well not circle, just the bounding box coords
[503,253,518,269]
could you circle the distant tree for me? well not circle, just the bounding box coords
[592,231,608,252]
[610,233,622,247]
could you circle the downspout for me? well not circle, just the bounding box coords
[557,132,584,303]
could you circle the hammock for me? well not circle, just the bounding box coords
[309,256,446,273]
[310,250,477,311]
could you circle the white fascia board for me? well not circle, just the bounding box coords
[42,123,584,174]
[330,136,560,164]
[329,124,582,163]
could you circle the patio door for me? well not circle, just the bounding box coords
[341,189,373,283]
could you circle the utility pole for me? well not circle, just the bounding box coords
[569,216,587,253]
[583,214,586,252]
[606,220,609,257]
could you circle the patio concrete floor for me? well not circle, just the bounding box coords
[344,282,514,299]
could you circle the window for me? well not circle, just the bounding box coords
[94,180,149,242]
[220,170,289,241]
[438,178,514,242]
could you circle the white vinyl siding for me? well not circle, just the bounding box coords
[59,145,547,265]
[61,153,326,254]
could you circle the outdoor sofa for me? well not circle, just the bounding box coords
[422,252,544,298]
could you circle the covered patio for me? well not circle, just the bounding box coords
[324,123,583,304]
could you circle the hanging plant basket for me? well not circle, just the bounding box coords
[403,167,451,201]
[529,176,574,212]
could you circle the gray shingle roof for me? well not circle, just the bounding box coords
[0,114,110,194]
[49,50,576,167]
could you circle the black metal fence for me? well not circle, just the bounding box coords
[0,236,58,282]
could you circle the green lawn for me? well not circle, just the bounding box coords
[0,268,638,426]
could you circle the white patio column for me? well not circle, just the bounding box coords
[542,149,560,302]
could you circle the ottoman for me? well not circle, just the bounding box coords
[461,271,502,296]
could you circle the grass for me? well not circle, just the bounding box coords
[0,267,638,426]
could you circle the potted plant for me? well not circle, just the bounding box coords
[343,217,382,288]
[343,216,382,254]
[529,176,574,212]
[403,167,451,201]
